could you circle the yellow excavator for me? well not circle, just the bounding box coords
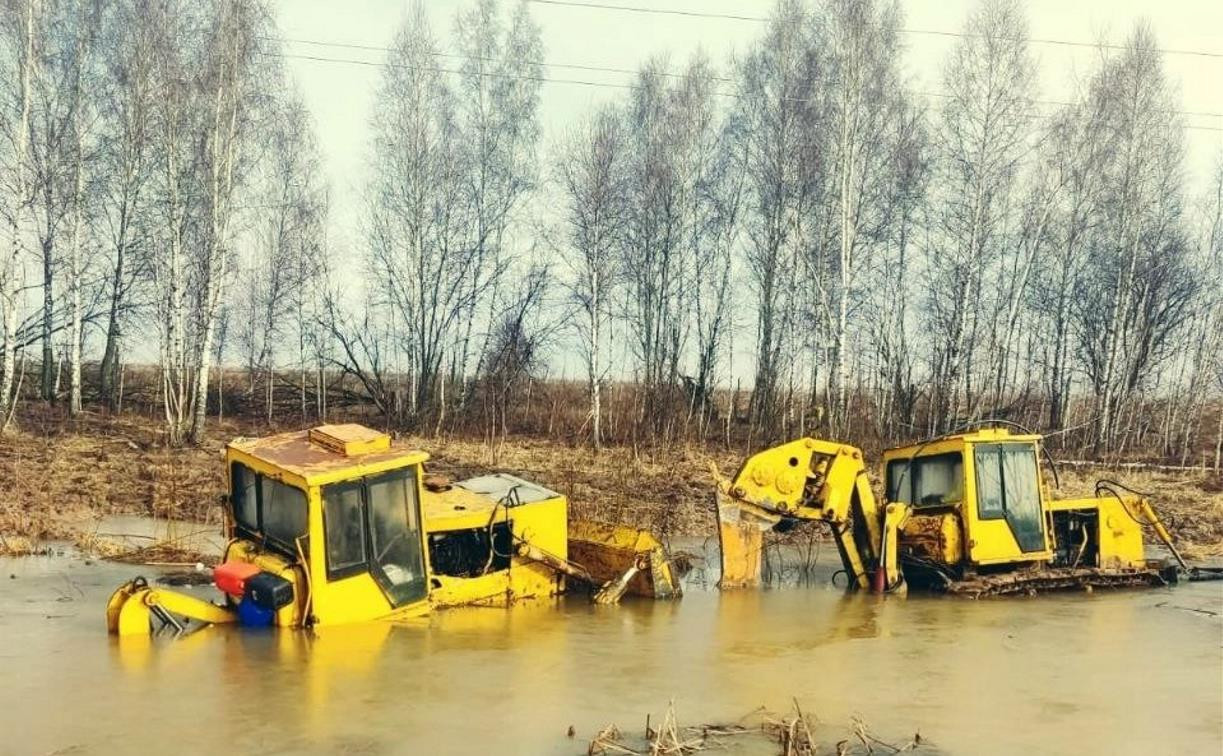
[108,424,679,636]
[714,425,1220,597]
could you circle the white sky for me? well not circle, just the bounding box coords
[275,0,1223,254]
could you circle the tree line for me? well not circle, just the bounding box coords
[1,0,1220,463]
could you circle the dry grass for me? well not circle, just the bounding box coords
[585,700,925,755]
[3,405,1222,560]
[0,406,239,552]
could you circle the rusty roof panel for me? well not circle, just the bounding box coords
[228,427,428,484]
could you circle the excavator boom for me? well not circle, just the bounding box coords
[714,438,904,591]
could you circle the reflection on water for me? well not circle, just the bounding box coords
[1,551,1220,755]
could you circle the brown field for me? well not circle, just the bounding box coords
[2,404,1221,561]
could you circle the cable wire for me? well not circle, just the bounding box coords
[527,0,1223,59]
[270,50,1223,132]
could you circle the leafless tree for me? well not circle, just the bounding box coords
[0,0,39,430]
[365,3,471,421]
[810,0,918,434]
[924,0,1034,431]
[452,0,543,396]
[476,263,550,447]
[1070,24,1196,452]
[95,0,160,408]
[557,106,625,449]
[733,0,823,435]
[236,91,327,422]
[689,90,744,438]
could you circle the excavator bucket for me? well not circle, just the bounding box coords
[714,487,779,589]
[106,577,238,637]
[567,520,682,600]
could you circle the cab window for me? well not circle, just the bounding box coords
[230,462,308,555]
[261,477,308,550]
[323,483,367,580]
[887,452,963,508]
[232,463,258,532]
[973,442,1046,552]
[320,468,428,607]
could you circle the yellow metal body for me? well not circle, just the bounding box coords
[567,520,680,599]
[225,426,433,627]
[714,438,884,589]
[716,428,1163,594]
[1046,496,1147,570]
[107,424,651,637]
[882,429,1054,567]
[423,481,569,608]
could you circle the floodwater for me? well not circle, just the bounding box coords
[0,546,1220,756]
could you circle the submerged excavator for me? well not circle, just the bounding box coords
[108,424,679,636]
[714,425,1222,597]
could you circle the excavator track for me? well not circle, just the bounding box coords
[945,567,1167,599]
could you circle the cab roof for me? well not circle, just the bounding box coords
[227,424,429,486]
[884,427,1041,458]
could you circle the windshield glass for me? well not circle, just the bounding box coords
[365,469,428,607]
[974,442,1045,552]
[887,452,964,508]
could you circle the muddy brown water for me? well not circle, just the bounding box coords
[0,545,1219,755]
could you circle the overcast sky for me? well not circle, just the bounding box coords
[275,0,1223,257]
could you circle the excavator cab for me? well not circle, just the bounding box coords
[883,429,1052,573]
[108,425,434,635]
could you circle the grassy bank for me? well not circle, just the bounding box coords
[2,406,1221,559]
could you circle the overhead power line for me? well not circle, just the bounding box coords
[275,50,1223,133]
[273,39,1223,127]
[525,0,1223,60]
[278,36,736,83]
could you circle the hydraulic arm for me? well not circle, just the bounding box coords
[713,438,908,591]
[107,577,238,637]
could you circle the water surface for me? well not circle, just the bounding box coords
[1,550,1219,755]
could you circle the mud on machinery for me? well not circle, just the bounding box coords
[109,422,1221,636]
[715,424,1223,597]
[108,424,679,636]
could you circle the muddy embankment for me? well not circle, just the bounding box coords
[3,412,1222,560]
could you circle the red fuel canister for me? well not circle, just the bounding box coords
[214,560,261,597]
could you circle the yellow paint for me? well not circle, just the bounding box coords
[718,427,1166,593]
[107,424,620,638]
[106,579,239,636]
[426,492,569,608]
[716,439,879,589]
[882,429,1052,567]
[1048,496,1146,569]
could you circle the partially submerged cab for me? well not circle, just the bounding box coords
[225,424,578,621]
[883,428,1155,593]
[226,424,432,626]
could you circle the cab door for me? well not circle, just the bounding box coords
[965,442,1050,564]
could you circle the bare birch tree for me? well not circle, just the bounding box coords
[95,0,159,408]
[452,0,543,394]
[557,106,625,449]
[734,0,822,434]
[0,0,39,429]
[810,0,917,434]
[366,3,477,421]
[1072,24,1197,452]
[924,0,1034,431]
